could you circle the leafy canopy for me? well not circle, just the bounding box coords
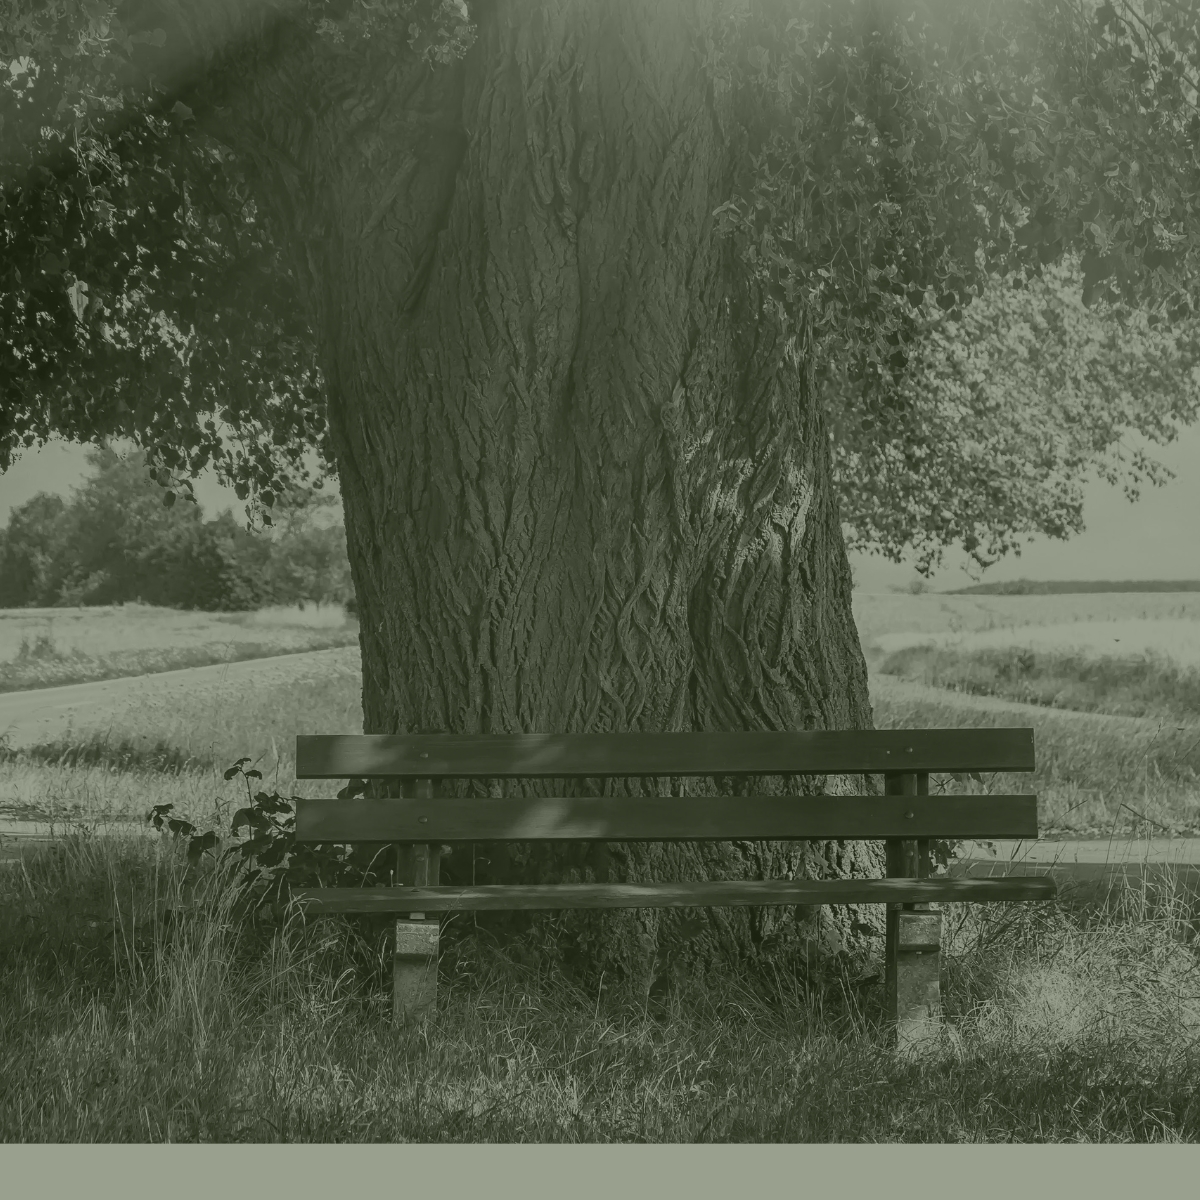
[2,1,1199,565]
[833,256,1200,575]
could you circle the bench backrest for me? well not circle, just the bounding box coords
[292,730,1038,844]
[295,729,1034,780]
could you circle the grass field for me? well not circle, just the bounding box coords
[873,617,1200,666]
[3,591,1200,1140]
[0,647,361,828]
[857,590,1200,723]
[3,605,1199,838]
[853,590,1200,835]
[0,604,359,693]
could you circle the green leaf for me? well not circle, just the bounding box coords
[187,830,219,864]
[148,803,174,829]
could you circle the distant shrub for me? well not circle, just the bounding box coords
[15,632,61,662]
[0,492,69,607]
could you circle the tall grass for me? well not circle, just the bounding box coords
[0,644,361,807]
[872,618,1200,671]
[3,832,1200,1142]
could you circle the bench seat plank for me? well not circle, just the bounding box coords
[296,729,1035,780]
[295,795,1040,843]
[292,876,1057,914]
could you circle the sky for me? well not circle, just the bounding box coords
[1,422,1197,592]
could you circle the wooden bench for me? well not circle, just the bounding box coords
[291,728,1055,1048]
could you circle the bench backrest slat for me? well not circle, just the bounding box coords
[295,729,1035,779]
[295,794,1039,843]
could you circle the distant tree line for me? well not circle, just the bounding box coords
[0,446,352,611]
[947,579,1200,596]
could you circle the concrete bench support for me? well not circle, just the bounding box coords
[394,917,440,1021]
[888,908,943,1053]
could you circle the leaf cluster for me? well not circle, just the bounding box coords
[831,255,1200,574]
[713,0,1200,386]
[148,757,399,916]
[1,1,474,517]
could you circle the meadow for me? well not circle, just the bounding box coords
[859,590,1200,719]
[2,589,1200,1141]
[0,603,359,693]
[5,636,1195,839]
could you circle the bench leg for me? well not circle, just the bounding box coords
[394,916,440,1022]
[391,779,442,1023]
[886,907,942,1053]
[884,775,942,1053]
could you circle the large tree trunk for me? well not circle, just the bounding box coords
[246,0,880,993]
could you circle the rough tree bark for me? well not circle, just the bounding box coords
[228,0,881,993]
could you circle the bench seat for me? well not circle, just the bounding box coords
[294,876,1056,914]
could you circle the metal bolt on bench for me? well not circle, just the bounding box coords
[291,729,1055,1049]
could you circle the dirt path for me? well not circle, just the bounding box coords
[6,655,1186,748]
